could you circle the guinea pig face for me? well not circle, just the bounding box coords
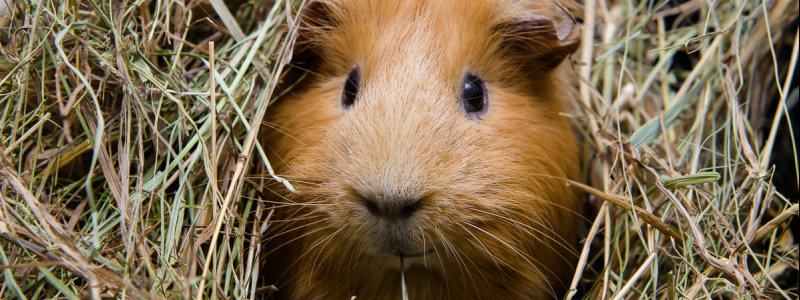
[265,0,581,297]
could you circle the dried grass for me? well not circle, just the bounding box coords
[570,1,798,298]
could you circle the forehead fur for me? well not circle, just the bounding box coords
[301,0,573,77]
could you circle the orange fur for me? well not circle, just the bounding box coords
[262,0,582,298]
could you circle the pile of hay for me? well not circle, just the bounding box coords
[569,1,798,298]
[0,0,796,298]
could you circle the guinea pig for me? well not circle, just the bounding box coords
[262,0,582,298]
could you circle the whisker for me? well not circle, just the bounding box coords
[434,227,485,298]
[307,226,346,286]
[497,185,590,223]
[260,121,309,148]
[465,206,579,260]
[462,222,559,299]
[271,224,338,284]
[264,221,330,256]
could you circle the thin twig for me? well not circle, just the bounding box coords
[567,180,685,244]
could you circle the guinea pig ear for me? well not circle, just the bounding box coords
[494,12,581,70]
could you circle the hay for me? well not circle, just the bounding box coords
[0,0,796,299]
[570,1,798,298]
[1,0,297,297]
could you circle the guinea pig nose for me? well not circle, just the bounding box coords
[362,196,422,219]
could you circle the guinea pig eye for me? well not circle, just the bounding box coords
[342,66,360,109]
[461,74,487,118]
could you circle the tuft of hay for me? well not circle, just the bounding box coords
[1,0,300,298]
[0,0,796,299]
[569,0,798,299]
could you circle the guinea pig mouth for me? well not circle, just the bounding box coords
[396,249,434,258]
[369,235,432,258]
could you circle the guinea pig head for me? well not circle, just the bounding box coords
[264,0,582,298]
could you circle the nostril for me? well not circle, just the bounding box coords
[362,196,422,219]
[364,198,380,216]
[399,199,421,218]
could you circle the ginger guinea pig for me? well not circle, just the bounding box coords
[262,0,582,298]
